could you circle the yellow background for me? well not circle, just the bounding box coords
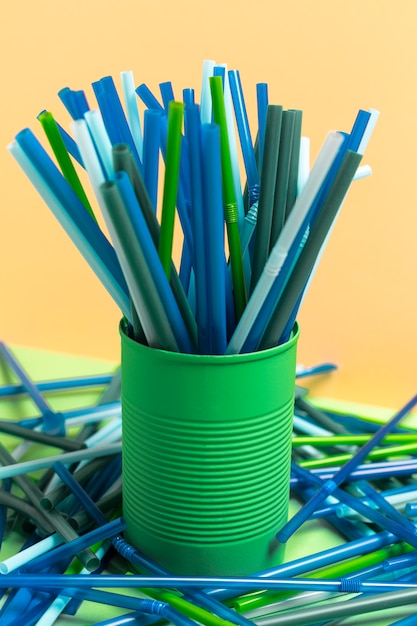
[1,0,416,407]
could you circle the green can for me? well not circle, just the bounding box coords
[120,320,299,575]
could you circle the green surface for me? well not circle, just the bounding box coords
[0,343,415,624]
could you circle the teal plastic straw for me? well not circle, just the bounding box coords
[114,171,194,353]
[84,109,115,179]
[159,101,184,278]
[111,144,197,350]
[250,105,283,292]
[8,137,130,319]
[285,110,303,219]
[120,70,144,160]
[100,179,180,352]
[37,111,95,220]
[210,75,247,319]
[0,443,122,480]
[226,131,344,354]
[269,110,295,248]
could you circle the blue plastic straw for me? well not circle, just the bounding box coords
[0,373,113,398]
[143,109,162,211]
[58,87,90,120]
[92,76,142,169]
[185,104,209,352]
[0,342,64,436]
[3,573,417,594]
[136,83,165,112]
[160,81,175,110]
[120,70,144,160]
[54,119,84,166]
[228,69,260,206]
[278,393,417,543]
[256,83,269,172]
[8,134,130,319]
[201,123,228,355]
[183,88,195,107]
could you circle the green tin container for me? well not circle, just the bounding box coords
[120,320,299,575]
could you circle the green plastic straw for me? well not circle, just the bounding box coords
[293,433,417,447]
[209,76,247,319]
[250,105,283,292]
[269,110,295,248]
[300,441,417,469]
[37,111,96,221]
[159,101,184,279]
[234,541,412,613]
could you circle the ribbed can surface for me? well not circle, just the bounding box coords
[121,321,299,575]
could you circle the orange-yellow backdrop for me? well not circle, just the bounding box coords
[1,0,416,408]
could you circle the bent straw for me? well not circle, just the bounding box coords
[269,109,295,247]
[8,136,130,319]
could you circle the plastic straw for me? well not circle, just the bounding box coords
[256,83,268,173]
[0,443,122,479]
[84,109,114,179]
[228,70,259,206]
[142,109,162,210]
[8,136,130,319]
[226,131,344,354]
[269,110,295,247]
[259,149,362,349]
[200,60,216,124]
[158,101,184,278]
[201,123,228,354]
[100,178,180,352]
[37,111,95,219]
[210,75,247,319]
[250,105,283,292]
[120,70,144,159]
[278,393,417,543]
